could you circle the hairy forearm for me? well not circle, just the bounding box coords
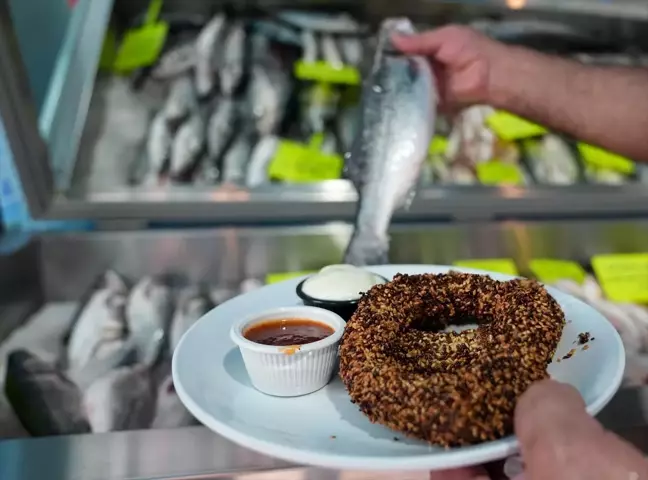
[488,46,648,162]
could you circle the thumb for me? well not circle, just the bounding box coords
[515,379,648,480]
[391,31,444,56]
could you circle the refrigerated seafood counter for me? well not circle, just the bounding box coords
[3,223,648,480]
[4,0,648,223]
[3,0,648,479]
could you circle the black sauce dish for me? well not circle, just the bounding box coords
[295,274,389,321]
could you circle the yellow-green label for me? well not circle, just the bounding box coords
[592,253,648,303]
[295,61,360,85]
[113,0,167,72]
[266,271,316,284]
[429,136,448,156]
[486,111,547,141]
[453,259,519,276]
[268,140,343,182]
[476,161,524,186]
[578,143,635,175]
[529,259,586,285]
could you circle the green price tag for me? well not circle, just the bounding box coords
[113,0,168,72]
[266,271,316,284]
[529,259,586,285]
[453,259,519,276]
[476,161,524,186]
[578,143,635,175]
[268,140,343,182]
[429,136,448,156]
[295,61,361,85]
[486,111,547,141]
[592,253,648,303]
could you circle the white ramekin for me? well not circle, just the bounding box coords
[230,306,345,397]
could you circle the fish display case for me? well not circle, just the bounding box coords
[4,1,648,479]
[0,221,648,480]
[4,0,648,224]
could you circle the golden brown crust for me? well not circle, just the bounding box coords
[338,272,565,447]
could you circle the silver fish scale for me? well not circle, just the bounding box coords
[359,55,432,229]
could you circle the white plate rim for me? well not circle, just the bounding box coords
[172,264,626,471]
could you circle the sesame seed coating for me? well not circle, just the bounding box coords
[338,272,565,447]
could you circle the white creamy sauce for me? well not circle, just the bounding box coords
[302,264,386,301]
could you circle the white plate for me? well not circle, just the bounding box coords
[172,265,625,471]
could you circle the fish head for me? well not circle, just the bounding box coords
[134,277,172,313]
[102,270,128,294]
[7,350,53,377]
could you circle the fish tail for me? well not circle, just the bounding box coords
[343,230,389,267]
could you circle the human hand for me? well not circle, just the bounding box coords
[392,26,506,112]
[429,379,648,480]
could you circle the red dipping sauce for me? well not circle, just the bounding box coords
[244,318,335,346]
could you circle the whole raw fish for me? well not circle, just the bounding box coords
[194,14,226,98]
[204,98,237,182]
[525,135,579,185]
[163,75,197,126]
[321,34,343,69]
[220,23,246,96]
[143,111,172,185]
[151,42,196,81]
[221,130,255,185]
[169,288,214,353]
[340,37,364,66]
[247,64,289,136]
[151,375,196,428]
[65,271,130,377]
[302,82,339,135]
[246,135,279,187]
[5,350,91,436]
[170,112,206,181]
[126,277,173,367]
[301,30,318,63]
[343,18,437,266]
[83,365,156,433]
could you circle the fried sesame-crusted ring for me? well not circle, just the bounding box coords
[338,272,565,447]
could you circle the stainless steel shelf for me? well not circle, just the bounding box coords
[45,182,648,224]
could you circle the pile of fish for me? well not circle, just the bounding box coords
[423,104,634,187]
[136,11,368,187]
[123,10,648,190]
[2,271,221,437]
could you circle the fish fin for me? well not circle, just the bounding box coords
[343,230,390,267]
